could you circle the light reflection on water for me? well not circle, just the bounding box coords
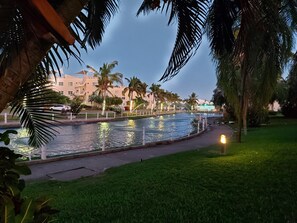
[4,113,221,157]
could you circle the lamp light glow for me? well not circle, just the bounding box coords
[220,134,227,155]
[220,134,227,144]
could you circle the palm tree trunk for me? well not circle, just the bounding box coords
[151,97,155,112]
[0,0,88,112]
[102,91,106,116]
[237,61,249,143]
[129,93,133,112]
[243,94,248,135]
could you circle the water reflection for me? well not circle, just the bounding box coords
[5,112,222,157]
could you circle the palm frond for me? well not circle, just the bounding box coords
[205,0,238,57]
[79,0,119,48]
[9,73,60,148]
[137,0,209,81]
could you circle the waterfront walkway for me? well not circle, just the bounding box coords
[22,124,233,182]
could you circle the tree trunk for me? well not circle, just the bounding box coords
[237,62,249,143]
[0,0,88,112]
[243,94,248,135]
[129,93,133,112]
[151,97,155,112]
[102,91,106,116]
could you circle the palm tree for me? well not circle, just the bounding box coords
[169,92,181,111]
[158,89,167,112]
[186,92,198,111]
[122,76,146,112]
[1,0,207,113]
[87,61,123,115]
[2,0,297,146]
[0,0,119,146]
[205,0,296,142]
[148,83,162,112]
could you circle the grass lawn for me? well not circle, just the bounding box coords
[24,118,297,223]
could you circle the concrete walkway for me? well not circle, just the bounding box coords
[22,124,233,182]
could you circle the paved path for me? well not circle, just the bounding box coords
[22,124,233,182]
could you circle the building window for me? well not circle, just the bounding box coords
[68,91,73,95]
[58,82,63,86]
[68,82,73,86]
[59,91,64,95]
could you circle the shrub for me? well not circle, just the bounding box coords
[247,107,269,127]
[281,102,297,118]
[0,130,57,222]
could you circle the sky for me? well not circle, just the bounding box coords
[63,1,217,100]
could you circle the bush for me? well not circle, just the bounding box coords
[0,130,57,222]
[108,106,123,114]
[247,108,269,127]
[281,102,297,118]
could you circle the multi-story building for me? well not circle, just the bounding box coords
[49,74,155,110]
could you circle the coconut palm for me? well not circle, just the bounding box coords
[186,92,198,111]
[122,76,146,112]
[168,92,181,111]
[148,83,162,112]
[87,61,123,115]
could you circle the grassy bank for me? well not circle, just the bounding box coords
[24,118,297,222]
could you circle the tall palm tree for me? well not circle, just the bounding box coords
[169,92,181,111]
[157,89,167,112]
[87,61,123,115]
[148,83,162,112]
[122,76,146,112]
[205,0,296,142]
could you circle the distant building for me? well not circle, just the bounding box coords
[48,74,155,109]
[268,101,281,112]
[196,99,216,111]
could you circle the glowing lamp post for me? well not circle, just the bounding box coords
[220,134,227,155]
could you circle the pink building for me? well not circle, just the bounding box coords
[49,74,155,109]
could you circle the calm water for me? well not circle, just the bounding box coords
[4,113,221,157]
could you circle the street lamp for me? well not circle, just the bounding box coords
[220,134,227,155]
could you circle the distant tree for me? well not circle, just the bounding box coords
[134,96,148,110]
[212,88,226,108]
[106,96,123,107]
[88,61,123,115]
[48,90,71,105]
[70,96,84,115]
[272,78,288,106]
[186,92,198,111]
[89,94,103,107]
[149,83,162,112]
[282,58,297,118]
[122,76,146,112]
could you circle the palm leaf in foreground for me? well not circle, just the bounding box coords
[10,76,60,148]
[137,0,209,81]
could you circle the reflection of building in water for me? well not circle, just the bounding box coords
[48,73,155,109]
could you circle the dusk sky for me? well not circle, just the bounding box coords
[63,1,217,100]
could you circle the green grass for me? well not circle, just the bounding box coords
[24,118,297,223]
